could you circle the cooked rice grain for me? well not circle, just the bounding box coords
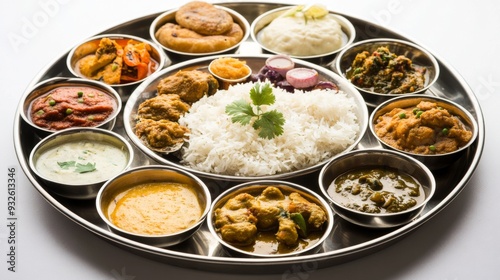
[178,82,360,176]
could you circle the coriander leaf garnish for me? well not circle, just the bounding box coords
[57,161,96,173]
[58,161,76,169]
[225,99,256,125]
[75,162,96,173]
[225,82,285,139]
[249,82,275,106]
[253,110,285,139]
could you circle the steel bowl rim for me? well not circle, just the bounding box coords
[148,5,251,57]
[368,94,479,158]
[95,164,212,240]
[318,148,436,220]
[19,76,122,135]
[28,126,134,187]
[65,33,167,88]
[207,179,335,258]
[333,37,441,97]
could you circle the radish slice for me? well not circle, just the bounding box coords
[286,68,319,89]
[265,55,294,77]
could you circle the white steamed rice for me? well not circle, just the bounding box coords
[178,82,360,176]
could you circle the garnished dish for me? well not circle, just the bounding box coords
[33,137,128,185]
[127,55,366,179]
[252,4,355,58]
[208,182,333,257]
[180,81,359,176]
[69,37,161,85]
[373,100,473,155]
[152,1,248,55]
[347,46,426,94]
[29,128,133,200]
[327,167,425,214]
[30,85,117,131]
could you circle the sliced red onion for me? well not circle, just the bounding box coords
[286,68,319,89]
[265,55,295,77]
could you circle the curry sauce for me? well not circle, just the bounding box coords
[109,182,202,235]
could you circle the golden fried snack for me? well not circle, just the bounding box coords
[155,22,243,54]
[175,1,233,35]
[78,38,123,84]
[135,118,189,149]
[137,94,190,122]
[157,70,219,103]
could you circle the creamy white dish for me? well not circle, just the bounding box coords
[35,140,128,185]
[259,13,344,56]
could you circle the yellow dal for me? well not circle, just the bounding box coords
[109,182,202,235]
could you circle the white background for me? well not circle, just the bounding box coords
[1,0,499,279]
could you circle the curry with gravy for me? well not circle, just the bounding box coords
[374,100,473,154]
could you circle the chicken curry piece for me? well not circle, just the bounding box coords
[374,101,473,154]
[213,186,328,255]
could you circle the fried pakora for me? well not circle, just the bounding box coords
[77,38,157,84]
[134,119,189,149]
[157,70,219,103]
[78,38,123,84]
[137,94,190,122]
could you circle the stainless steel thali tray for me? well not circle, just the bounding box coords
[13,2,485,274]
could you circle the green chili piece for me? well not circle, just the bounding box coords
[290,213,308,238]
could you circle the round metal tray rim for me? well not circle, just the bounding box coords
[12,1,486,272]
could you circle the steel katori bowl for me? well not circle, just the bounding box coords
[332,38,440,107]
[149,4,250,61]
[369,95,479,170]
[318,148,436,228]
[207,180,334,258]
[66,33,167,100]
[19,77,122,138]
[251,5,356,62]
[29,127,134,200]
[96,165,211,247]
